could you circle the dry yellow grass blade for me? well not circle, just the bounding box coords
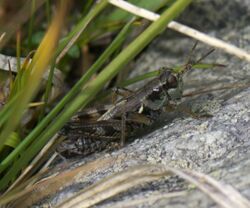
[27,4,65,80]
[0,33,5,43]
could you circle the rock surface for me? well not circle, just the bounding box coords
[29,0,250,207]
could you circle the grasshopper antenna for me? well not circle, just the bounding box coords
[186,41,198,64]
[178,41,198,74]
[195,48,215,64]
[195,48,226,68]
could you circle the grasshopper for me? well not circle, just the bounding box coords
[58,68,183,157]
[58,44,218,157]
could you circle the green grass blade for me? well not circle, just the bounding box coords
[38,60,56,120]
[119,70,161,87]
[0,95,19,126]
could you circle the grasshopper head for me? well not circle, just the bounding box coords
[167,73,183,102]
[144,70,183,110]
[159,69,183,102]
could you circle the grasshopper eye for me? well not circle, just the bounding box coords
[167,74,178,88]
